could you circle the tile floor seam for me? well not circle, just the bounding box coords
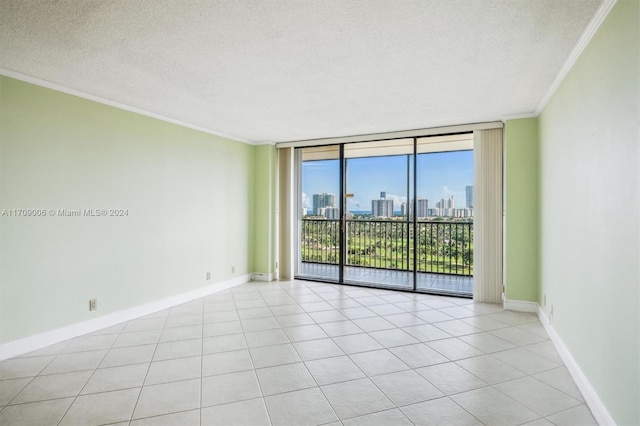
[4,394,77,408]
[124,308,168,425]
[313,379,349,424]
[320,325,420,420]
[235,291,272,426]
[447,394,489,426]
[127,407,200,425]
[2,370,64,412]
[363,369,433,411]
[483,350,560,378]
[417,373,490,399]
[282,294,352,424]
[3,347,62,402]
[533,377,587,402]
[15,340,73,360]
[199,293,206,426]
[452,356,525,386]
[545,403,596,423]
[341,404,416,423]
[54,318,132,426]
[199,394,263,411]
[302,357,366,387]
[3,374,38,408]
[484,384,547,422]
[494,375,585,417]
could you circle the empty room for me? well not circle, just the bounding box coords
[0,0,638,425]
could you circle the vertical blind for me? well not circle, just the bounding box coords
[473,128,504,303]
[277,147,294,280]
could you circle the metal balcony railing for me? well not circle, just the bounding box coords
[301,218,473,276]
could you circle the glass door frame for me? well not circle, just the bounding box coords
[338,144,345,284]
[295,132,473,297]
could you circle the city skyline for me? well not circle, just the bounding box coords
[301,150,473,214]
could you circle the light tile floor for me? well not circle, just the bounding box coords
[0,280,597,426]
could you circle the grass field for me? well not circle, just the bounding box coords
[301,219,473,276]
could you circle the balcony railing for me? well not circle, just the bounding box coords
[301,218,473,276]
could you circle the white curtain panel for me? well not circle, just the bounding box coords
[473,128,504,303]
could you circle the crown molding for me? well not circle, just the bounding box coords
[0,68,258,145]
[501,112,538,121]
[535,0,618,115]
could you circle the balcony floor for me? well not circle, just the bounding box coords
[299,263,472,297]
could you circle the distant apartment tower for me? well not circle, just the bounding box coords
[372,192,394,218]
[466,185,474,208]
[402,198,429,218]
[313,193,336,215]
[436,196,455,209]
[434,195,457,217]
[372,199,394,217]
[324,207,340,220]
[416,198,429,218]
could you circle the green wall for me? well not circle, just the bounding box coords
[504,118,539,302]
[0,76,256,343]
[538,1,639,424]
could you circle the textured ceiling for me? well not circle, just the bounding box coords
[0,0,602,143]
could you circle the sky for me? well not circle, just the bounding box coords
[302,150,473,212]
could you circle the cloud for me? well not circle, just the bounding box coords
[384,193,407,209]
[301,192,311,209]
[347,198,361,209]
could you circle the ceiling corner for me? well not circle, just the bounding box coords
[534,0,619,115]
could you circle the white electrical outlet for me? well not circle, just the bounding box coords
[232,266,235,273]
[89,299,97,311]
[206,272,211,280]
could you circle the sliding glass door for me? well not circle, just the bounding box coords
[296,134,474,297]
[415,135,474,294]
[343,139,414,289]
[297,146,341,282]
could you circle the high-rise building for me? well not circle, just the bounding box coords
[435,196,456,216]
[416,198,429,218]
[402,198,429,218]
[401,202,408,217]
[312,193,336,215]
[372,199,394,217]
[466,185,474,208]
[372,192,393,217]
[324,207,340,220]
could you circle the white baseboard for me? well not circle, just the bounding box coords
[503,299,539,313]
[251,272,275,282]
[537,306,616,426]
[0,274,250,361]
